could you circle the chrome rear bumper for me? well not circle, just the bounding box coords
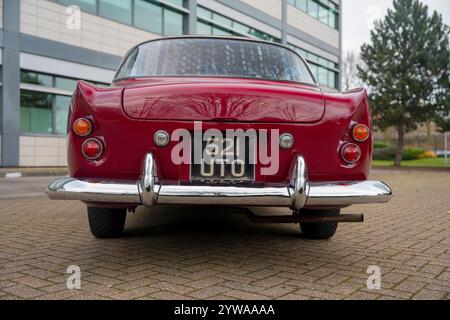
[47,153,392,210]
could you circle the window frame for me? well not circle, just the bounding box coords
[288,43,339,89]
[196,5,281,43]
[287,0,340,30]
[55,0,188,36]
[19,70,109,136]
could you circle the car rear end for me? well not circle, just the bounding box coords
[47,37,392,239]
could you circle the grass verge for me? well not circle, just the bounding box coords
[373,158,450,168]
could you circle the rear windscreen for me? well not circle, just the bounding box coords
[115,38,316,84]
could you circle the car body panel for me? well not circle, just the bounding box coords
[122,78,325,123]
[68,79,372,185]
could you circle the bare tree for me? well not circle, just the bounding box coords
[342,51,363,91]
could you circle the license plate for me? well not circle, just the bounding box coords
[191,136,255,183]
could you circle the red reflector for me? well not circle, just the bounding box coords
[82,138,103,160]
[341,143,361,164]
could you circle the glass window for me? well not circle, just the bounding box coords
[197,7,277,41]
[328,10,337,29]
[198,7,212,20]
[309,64,319,80]
[248,29,277,42]
[55,77,78,92]
[166,0,184,7]
[308,1,319,18]
[212,27,232,36]
[298,49,307,57]
[134,0,162,34]
[318,66,328,85]
[115,38,316,84]
[328,70,337,88]
[164,9,184,35]
[55,95,72,135]
[58,0,97,14]
[197,21,212,35]
[21,71,53,87]
[328,1,338,10]
[99,0,132,24]
[306,52,319,63]
[290,0,339,29]
[213,13,232,27]
[233,22,250,35]
[297,0,307,11]
[20,90,53,134]
[287,44,338,89]
[318,5,329,24]
[318,57,328,68]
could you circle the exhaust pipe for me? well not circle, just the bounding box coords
[241,210,364,224]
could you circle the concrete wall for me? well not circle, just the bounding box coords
[288,35,339,63]
[0,0,3,28]
[20,0,160,57]
[287,4,339,49]
[240,0,282,19]
[19,136,67,167]
[20,52,116,83]
[199,0,281,39]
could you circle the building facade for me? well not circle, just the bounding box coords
[0,0,341,167]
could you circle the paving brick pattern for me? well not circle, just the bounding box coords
[0,170,449,300]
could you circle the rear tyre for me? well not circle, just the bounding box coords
[87,206,127,238]
[299,209,340,240]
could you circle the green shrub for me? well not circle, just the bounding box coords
[374,141,391,149]
[373,147,396,160]
[402,148,425,160]
[373,147,425,161]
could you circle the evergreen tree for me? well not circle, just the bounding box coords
[434,115,450,133]
[358,0,450,166]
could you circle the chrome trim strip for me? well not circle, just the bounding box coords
[47,153,393,208]
[46,177,140,204]
[307,181,393,206]
[157,185,292,206]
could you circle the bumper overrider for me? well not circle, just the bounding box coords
[46,153,392,210]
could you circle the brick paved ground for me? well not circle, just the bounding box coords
[0,170,449,300]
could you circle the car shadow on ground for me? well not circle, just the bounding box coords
[79,204,353,275]
[122,205,304,239]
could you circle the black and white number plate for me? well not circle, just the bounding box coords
[191,136,255,183]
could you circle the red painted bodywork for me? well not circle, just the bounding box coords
[67,77,373,186]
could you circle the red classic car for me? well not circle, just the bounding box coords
[47,36,392,240]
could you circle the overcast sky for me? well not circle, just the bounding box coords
[342,0,450,53]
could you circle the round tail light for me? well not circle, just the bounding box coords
[352,124,370,142]
[341,143,361,164]
[73,118,92,137]
[82,138,103,160]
